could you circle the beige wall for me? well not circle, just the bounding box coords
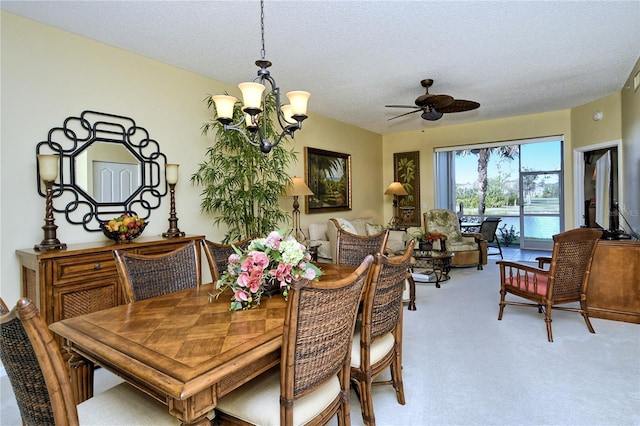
[0,12,381,303]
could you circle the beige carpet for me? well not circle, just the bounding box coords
[2,261,639,425]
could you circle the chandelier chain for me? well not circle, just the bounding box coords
[260,0,266,60]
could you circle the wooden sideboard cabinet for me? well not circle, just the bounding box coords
[586,240,640,324]
[15,235,205,337]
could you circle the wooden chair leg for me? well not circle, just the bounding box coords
[407,275,416,311]
[498,289,506,320]
[390,350,406,405]
[545,304,553,342]
[359,379,376,426]
[581,300,596,334]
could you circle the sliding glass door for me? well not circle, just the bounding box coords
[435,137,564,251]
[518,141,563,250]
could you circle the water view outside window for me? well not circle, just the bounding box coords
[454,140,563,250]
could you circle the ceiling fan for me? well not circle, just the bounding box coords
[386,79,480,121]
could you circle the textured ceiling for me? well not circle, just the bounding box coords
[2,1,639,135]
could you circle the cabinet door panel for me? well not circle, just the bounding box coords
[55,279,120,322]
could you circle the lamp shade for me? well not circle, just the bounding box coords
[384,182,408,196]
[286,91,311,116]
[281,104,295,124]
[38,154,59,182]
[165,164,179,184]
[285,177,314,196]
[238,82,265,110]
[212,95,237,120]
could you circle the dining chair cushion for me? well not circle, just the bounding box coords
[350,331,395,369]
[78,382,181,425]
[504,272,548,296]
[215,368,341,426]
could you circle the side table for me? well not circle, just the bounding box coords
[411,250,454,288]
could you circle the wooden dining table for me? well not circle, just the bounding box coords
[49,263,356,426]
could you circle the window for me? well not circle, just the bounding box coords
[435,136,563,250]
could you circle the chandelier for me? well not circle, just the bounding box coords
[211,0,310,154]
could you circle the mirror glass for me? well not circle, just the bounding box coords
[75,142,141,202]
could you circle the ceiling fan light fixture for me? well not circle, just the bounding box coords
[421,107,443,121]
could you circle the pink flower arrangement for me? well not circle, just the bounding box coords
[216,229,323,310]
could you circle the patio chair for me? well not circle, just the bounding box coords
[331,218,389,266]
[202,236,254,281]
[351,244,414,426]
[497,228,602,342]
[0,297,182,425]
[479,217,503,259]
[213,255,374,425]
[423,209,487,269]
[114,240,201,303]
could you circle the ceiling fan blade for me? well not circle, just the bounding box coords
[388,108,424,121]
[415,94,454,110]
[385,105,421,109]
[438,99,480,113]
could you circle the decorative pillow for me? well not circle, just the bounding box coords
[351,218,373,236]
[365,223,384,235]
[308,222,328,241]
[334,218,358,235]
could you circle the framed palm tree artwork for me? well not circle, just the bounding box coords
[304,147,352,213]
[394,151,421,226]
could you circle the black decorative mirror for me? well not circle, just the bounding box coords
[36,110,168,231]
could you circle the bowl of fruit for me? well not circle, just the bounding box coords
[100,214,147,243]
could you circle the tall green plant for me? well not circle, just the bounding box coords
[191,94,297,243]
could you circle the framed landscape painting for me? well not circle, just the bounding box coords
[305,147,352,213]
[393,151,421,226]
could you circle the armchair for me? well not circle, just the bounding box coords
[498,228,602,342]
[423,209,487,269]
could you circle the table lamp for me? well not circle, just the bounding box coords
[384,181,408,228]
[285,177,314,242]
[34,154,67,250]
[162,163,185,238]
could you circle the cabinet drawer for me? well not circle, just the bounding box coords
[53,252,118,285]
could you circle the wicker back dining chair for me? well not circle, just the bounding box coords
[351,242,414,426]
[0,297,182,425]
[479,217,503,259]
[114,240,201,303]
[214,255,374,426]
[0,298,8,314]
[202,236,253,281]
[331,218,389,266]
[498,228,602,342]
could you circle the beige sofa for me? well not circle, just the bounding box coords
[307,217,406,263]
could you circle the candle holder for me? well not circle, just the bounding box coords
[163,164,185,238]
[34,154,67,251]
